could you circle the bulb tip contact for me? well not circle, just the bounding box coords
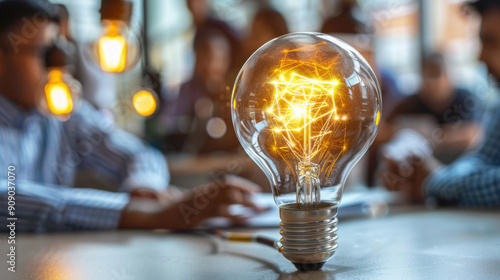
[293,262,325,271]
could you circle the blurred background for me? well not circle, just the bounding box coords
[53,0,498,191]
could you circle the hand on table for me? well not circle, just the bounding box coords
[378,130,442,202]
[380,154,441,202]
[119,175,265,230]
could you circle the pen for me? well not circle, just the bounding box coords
[213,230,281,251]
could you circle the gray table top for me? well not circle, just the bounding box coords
[2,206,500,280]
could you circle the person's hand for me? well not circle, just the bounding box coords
[378,130,442,202]
[130,186,188,206]
[380,154,440,202]
[119,175,264,230]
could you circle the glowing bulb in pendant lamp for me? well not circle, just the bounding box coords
[98,22,128,72]
[45,69,74,115]
[42,42,81,121]
[92,0,141,73]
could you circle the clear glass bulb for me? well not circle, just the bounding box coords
[231,32,381,270]
[91,20,141,73]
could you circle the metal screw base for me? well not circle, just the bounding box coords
[278,202,338,270]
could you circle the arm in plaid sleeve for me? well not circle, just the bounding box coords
[425,108,500,208]
[67,102,170,192]
[0,180,130,232]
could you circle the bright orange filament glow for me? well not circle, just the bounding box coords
[98,22,127,73]
[44,70,73,115]
[264,45,349,206]
[267,73,340,162]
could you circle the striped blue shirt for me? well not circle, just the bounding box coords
[0,95,169,232]
[425,107,500,208]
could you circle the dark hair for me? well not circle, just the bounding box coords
[0,0,59,37]
[193,27,229,53]
[253,9,289,38]
[423,53,445,66]
[467,0,500,15]
[422,53,447,78]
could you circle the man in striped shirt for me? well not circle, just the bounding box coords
[381,0,500,208]
[0,0,261,232]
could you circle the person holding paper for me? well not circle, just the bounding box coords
[381,0,500,208]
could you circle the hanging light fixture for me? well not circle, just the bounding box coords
[41,40,81,121]
[90,0,141,73]
[130,0,160,119]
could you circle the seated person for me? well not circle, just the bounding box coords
[380,0,500,208]
[320,0,367,34]
[382,53,483,159]
[186,0,240,70]
[0,0,260,232]
[166,28,239,153]
[240,7,289,65]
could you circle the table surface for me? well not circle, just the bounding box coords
[2,205,500,280]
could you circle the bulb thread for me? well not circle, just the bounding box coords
[278,203,338,265]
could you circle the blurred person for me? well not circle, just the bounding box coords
[322,2,404,185]
[240,7,289,64]
[382,53,483,155]
[320,0,367,34]
[320,0,402,114]
[320,0,402,113]
[0,0,261,232]
[380,0,500,208]
[161,0,240,152]
[167,28,238,153]
[364,66,403,185]
[186,0,240,69]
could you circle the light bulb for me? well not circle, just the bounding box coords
[98,21,127,72]
[92,20,141,73]
[132,89,158,117]
[231,33,381,270]
[43,68,81,120]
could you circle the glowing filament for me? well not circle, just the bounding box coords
[267,73,341,163]
[292,105,306,119]
[262,45,352,207]
[45,70,73,115]
[98,23,127,73]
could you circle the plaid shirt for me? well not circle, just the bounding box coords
[425,107,500,208]
[0,96,169,232]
